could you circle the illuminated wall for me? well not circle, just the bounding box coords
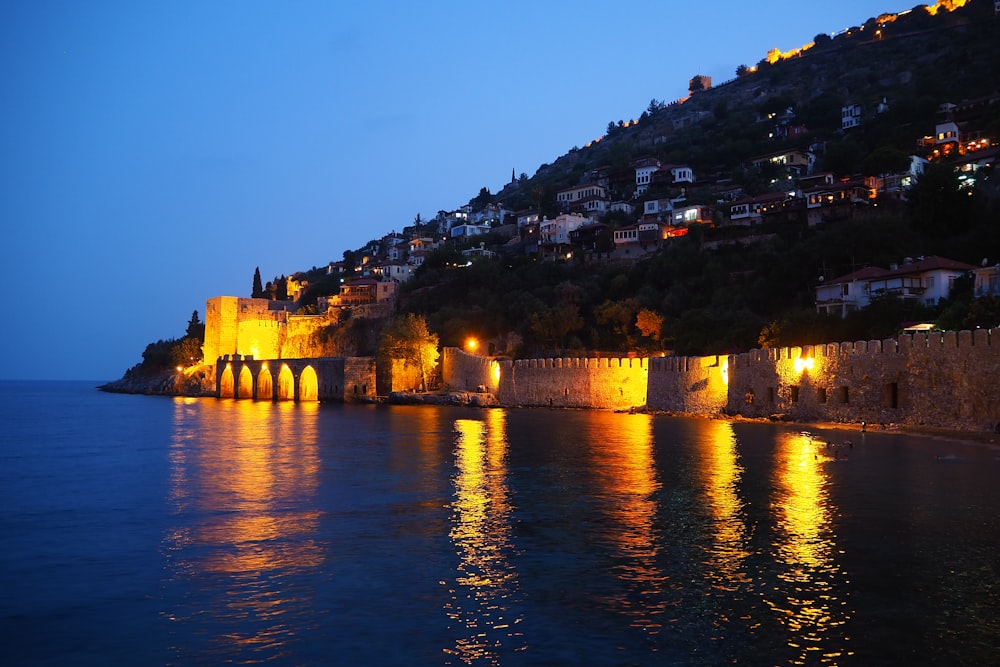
[496,356,648,410]
[725,330,1000,431]
[441,347,499,393]
[646,354,729,414]
[203,296,343,362]
[215,356,377,403]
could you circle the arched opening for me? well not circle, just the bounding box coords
[219,365,235,398]
[257,367,273,401]
[237,366,254,400]
[299,365,318,402]
[277,364,295,401]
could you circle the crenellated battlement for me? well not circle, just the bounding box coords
[510,356,648,370]
[444,327,1000,430]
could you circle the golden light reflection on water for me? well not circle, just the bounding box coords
[444,410,525,665]
[769,431,852,664]
[165,397,322,658]
[697,420,751,591]
[589,412,666,634]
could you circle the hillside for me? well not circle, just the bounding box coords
[368,2,1000,359]
[128,1,1000,377]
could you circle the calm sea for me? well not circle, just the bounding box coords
[1,380,998,666]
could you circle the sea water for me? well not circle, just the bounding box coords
[1,381,998,665]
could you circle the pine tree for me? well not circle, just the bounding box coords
[186,310,205,340]
[252,267,264,298]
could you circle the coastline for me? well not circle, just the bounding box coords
[97,378,1000,448]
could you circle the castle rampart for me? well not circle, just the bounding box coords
[495,355,647,410]
[646,354,728,414]
[724,331,1000,431]
[443,328,1000,431]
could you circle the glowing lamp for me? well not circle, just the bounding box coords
[794,357,815,374]
[176,366,183,372]
[466,337,479,353]
[720,358,729,385]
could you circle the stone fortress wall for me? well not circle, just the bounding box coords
[206,295,1000,430]
[442,329,1000,431]
[727,330,1000,431]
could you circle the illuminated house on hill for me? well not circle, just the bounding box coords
[815,256,976,318]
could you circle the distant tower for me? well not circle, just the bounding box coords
[688,74,712,95]
[511,167,516,183]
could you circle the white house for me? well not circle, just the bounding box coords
[842,103,862,130]
[539,214,588,245]
[816,256,976,318]
[450,223,492,239]
[632,157,661,195]
[556,183,607,207]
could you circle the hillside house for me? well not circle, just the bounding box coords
[842,103,862,130]
[642,197,677,223]
[515,210,540,230]
[728,191,806,226]
[974,262,1000,297]
[450,223,492,240]
[751,149,815,176]
[804,178,870,226]
[375,263,415,283]
[325,278,398,308]
[632,157,661,195]
[815,256,976,318]
[670,204,713,227]
[568,221,607,251]
[539,214,587,246]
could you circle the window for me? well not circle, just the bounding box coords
[790,386,800,403]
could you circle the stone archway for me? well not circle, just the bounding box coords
[299,365,318,402]
[257,367,273,401]
[277,364,295,401]
[237,366,254,400]
[219,365,235,398]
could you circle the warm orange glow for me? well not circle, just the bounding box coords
[589,413,664,631]
[767,432,851,661]
[721,358,729,385]
[491,361,501,386]
[765,41,814,64]
[445,414,523,661]
[794,356,815,374]
[176,366,183,372]
[698,421,750,591]
[925,0,966,15]
[465,337,478,353]
[166,398,323,653]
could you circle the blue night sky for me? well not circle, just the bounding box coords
[1,1,904,381]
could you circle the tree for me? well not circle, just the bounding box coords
[907,161,972,236]
[471,186,492,209]
[736,64,750,77]
[275,275,288,301]
[636,308,664,342]
[864,146,910,177]
[689,75,706,94]
[378,314,440,392]
[252,267,264,298]
[186,310,205,341]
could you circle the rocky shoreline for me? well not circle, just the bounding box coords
[98,366,215,398]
